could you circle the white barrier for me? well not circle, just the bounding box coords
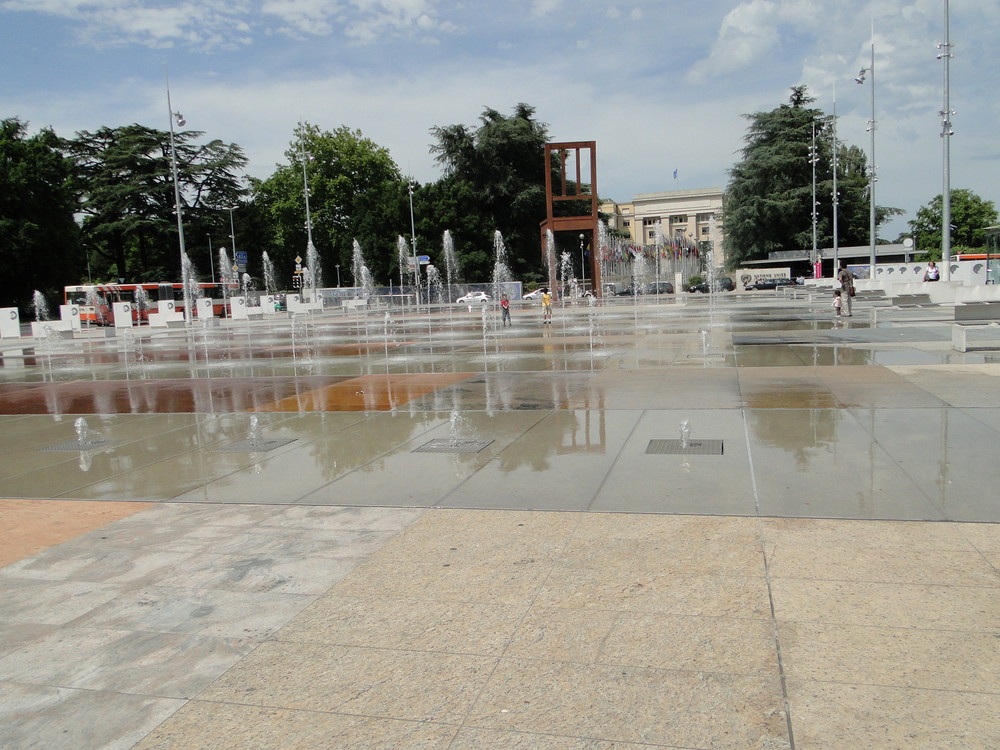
[148,299,185,328]
[112,301,134,329]
[0,307,20,339]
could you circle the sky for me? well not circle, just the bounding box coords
[2,0,997,243]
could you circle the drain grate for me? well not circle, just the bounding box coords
[414,439,494,454]
[41,439,115,452]
[646,439,724,456]
[213,438,296,453]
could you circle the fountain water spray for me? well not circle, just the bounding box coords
[32,291,51,322]
[305,240,322,302]
[679,419,691,450]
[545,230,557,295]
[262,252,277,297]
[247,414,262,450]
[442,230,459,306]
[181,251,200,321]
[426,265,442,306]
[218,247,237,312]
[492,230,513,307]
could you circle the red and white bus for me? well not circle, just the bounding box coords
[64,282,238,324]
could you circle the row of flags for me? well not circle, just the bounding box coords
[599,240,700,263]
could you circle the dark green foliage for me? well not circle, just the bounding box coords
[910,189,998,260]
[251,123,405,287]
[722,86,885,268]
[68,124,247,283]
[429,104,549,280]
[0,118,81,312]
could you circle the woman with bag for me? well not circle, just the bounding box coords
[837,261,855,317]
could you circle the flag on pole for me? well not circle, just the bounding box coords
[673,169,678,180]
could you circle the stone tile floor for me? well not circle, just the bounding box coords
[0,295,998,748]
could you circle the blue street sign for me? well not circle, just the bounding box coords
[417,255,430,263]
[235,251,248,264]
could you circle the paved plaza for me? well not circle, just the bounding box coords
[0,292,998,748]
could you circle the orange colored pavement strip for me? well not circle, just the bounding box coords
[252,372,475,412]
[0,499,151,568]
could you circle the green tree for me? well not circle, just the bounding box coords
[251,123,405,287]
[0,117,81,312]
[68,124,247,282]
[722,86,886,268]
[429,104,549,280]
[909,189,998,260]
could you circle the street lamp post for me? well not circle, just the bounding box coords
[831,83,840,277]
[809,121,819,271]
[166,83,189,321]
[579,233,586,292]
[939,0,954,281]
[855,24,877,274]
[408,181,420,305]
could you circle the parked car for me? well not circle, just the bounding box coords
[646,281,675,295]
[456,291,490,304]
[687,277,735,293]
[523,289,543,300]
[746,277,793,291]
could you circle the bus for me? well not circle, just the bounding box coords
[63,282,239,324]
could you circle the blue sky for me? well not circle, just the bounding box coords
[2,0,997,242]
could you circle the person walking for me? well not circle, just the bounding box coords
[832,289,843,318]
[924,261,940,282]
[500,294,511,327]
[541,288,553,324]
[837,261,855,317]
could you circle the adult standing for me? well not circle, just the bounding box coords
[923,261,940,282]
[837,261,855,317]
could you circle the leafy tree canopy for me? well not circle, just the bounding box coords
[251,122,404,287]
[68,124,247,283]
[722,85,893,269]
[429,103,549,281]
[909,189,998,260]
[0,117,81,312]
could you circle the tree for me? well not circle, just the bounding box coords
[429,104,549,281]
[722,86,885,268]
[251,123,405,287]
[68,124,247,282]
[909,189,998,260]
[0,117,81,311]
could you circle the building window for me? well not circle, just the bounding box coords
[697,213,714,223]
[701,226,711,236]
[669,215,687,227]
[643,217,659,226]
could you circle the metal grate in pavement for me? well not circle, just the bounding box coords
[213,438,296,453]
[646,439,724,456]
[414,439,493,454]
[41,439,115,452]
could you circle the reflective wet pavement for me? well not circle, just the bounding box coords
[1,295,998,749]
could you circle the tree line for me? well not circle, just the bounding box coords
[3,92,995,313]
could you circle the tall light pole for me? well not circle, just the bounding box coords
[939,0,954,281]
[855,23,877,274]
[408,181,420,305]
[579,233,586,290]
[299,131,314,250]
[809,121,819,272]
[831,83,840,276]
[228,206,238,280]
[166,82,189,320]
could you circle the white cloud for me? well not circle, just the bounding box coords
[687,0,780,82]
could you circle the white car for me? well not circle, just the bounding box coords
[456,291,490,304]
[522,289,543,300]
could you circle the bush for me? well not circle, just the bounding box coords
[687,275,704,287]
